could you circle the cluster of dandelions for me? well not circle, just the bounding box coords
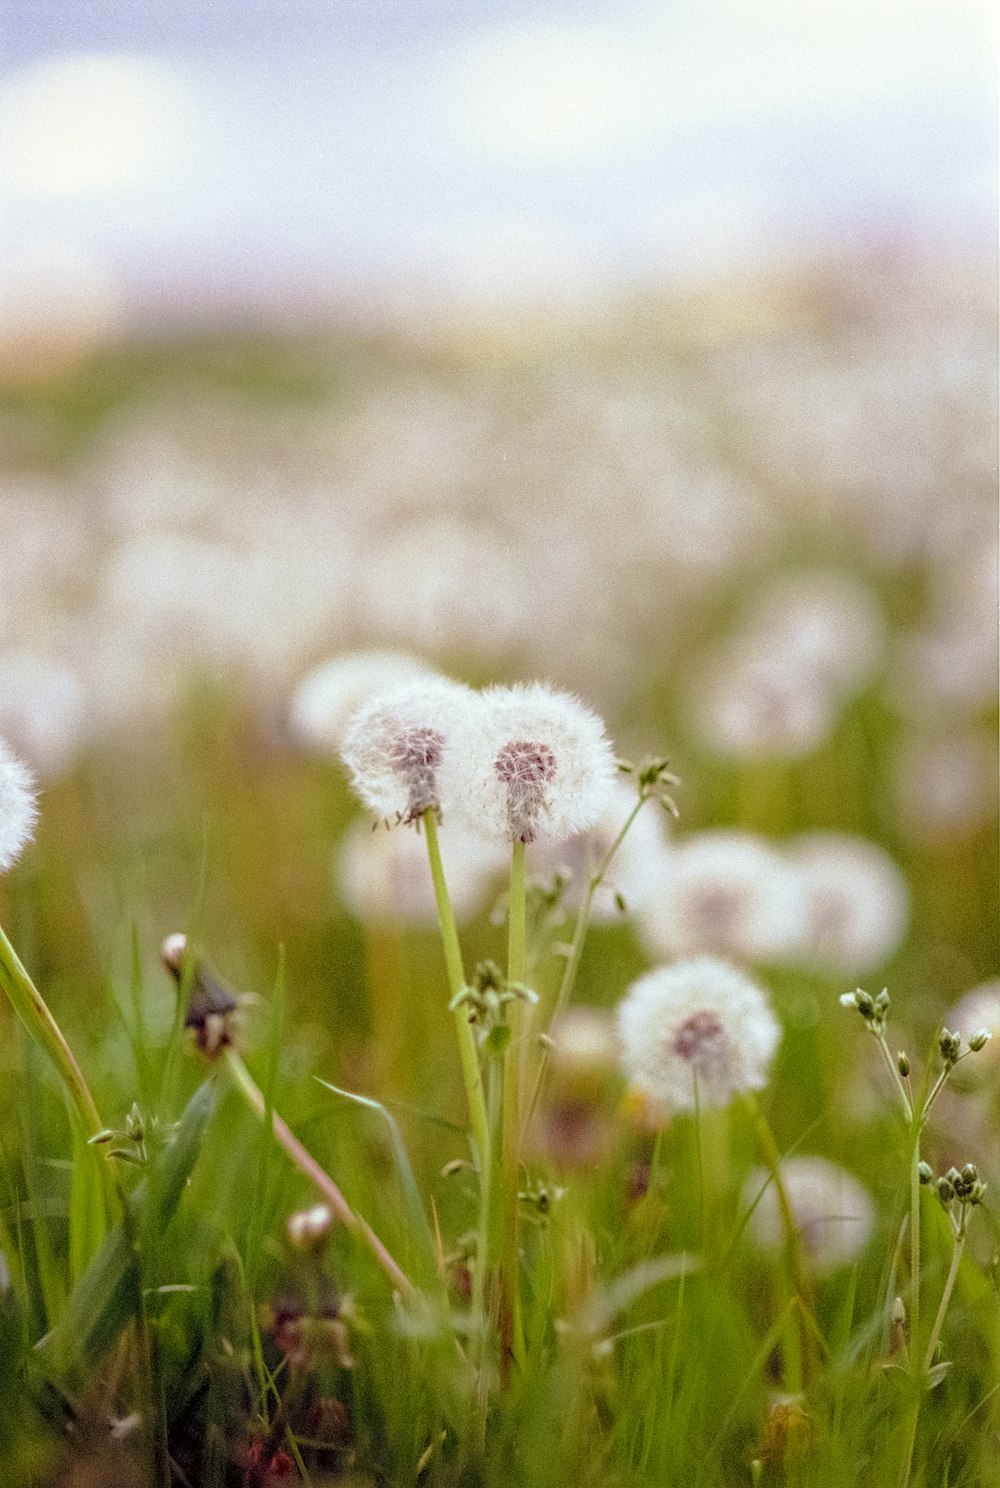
[339,675,619,848]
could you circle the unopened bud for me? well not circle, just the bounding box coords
[968,1028,992,1053]
[897,1052,910,1078]
[936,1177,955,1206]
[287,1204,334,1252]
[918,1161,934,1185]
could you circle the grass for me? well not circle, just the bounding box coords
[0,321,997,1486]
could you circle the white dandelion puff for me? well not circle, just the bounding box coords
[340,675,478,825]
[289,649,434,755]
[636,831,804,964]
[0,737,38,871]
[441,681,617,845]
[616,956,781,1113]
[744,1156,875,1274]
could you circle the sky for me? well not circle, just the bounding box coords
[0,0,995,332]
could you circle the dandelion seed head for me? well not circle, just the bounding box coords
[340,675,478,824]
[616,956,780,1113]
[0,737,37,871]
[289,649,434,755]
[637,831,804,964]
[441,681,617,844]
[744,1156,875,1274]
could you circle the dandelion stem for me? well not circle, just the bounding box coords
[500,838,528,1376]
[422,810,491,1176]
[222,1047,415,1298]
[521,796,645,1137]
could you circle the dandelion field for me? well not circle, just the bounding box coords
[0,264,998,1488]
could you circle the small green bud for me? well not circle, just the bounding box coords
[936,1177,955,1206]
[968,1028,992,1053]
[970,1181,987,1205]
[938,1028,961,1065]
[897,1052,910,1078]
[855,990,876,1019]
[918,1161,934,1185]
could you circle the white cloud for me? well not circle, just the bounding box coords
[0,53,198,196]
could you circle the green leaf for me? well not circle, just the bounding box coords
[35,1077,220,1379]
[314,1078,437,1284]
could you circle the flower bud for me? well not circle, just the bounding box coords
[897,1052,910,1078]
[918,1161,934,1185]
[968,1028,992,1053]
[287,1204,334,1253]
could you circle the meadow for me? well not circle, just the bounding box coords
[0,260,997,1487]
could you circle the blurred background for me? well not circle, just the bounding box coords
[0,0,996,1067]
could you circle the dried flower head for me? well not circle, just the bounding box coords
[441,682,617,845]
[637,831,804,964]
[616,956,780,1113]
[782,833,909,975]
[340,676,477,825]
[335,815,504,925]
[0,737,37,872]
[289,649,434,755]
[744,1155,875,1274]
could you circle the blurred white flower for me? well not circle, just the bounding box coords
[744,569,885,697]
[527,775,672,919]
[0,648,88,778]
[546,1005,619,1099]
[892,727,998,844]
[0,737,37,871]
[340,676,478,825]
[637,830,804,964]
[691,638,837,761]
[744,1155,875,1274]
[336,815,503,925]
[781,833,909,975]
[616,955,780,1113]
[289,650,434,755]
[441,681,617,845]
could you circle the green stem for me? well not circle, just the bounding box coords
[909,1125,922,1363]
[922,1223,965,1375]
[521,797,645,1136]
[500,839,527,1376]
[223,1048,415,1297]
[744,1092,819,1390]
[0,922,120,1217]
[422,811,491,1176]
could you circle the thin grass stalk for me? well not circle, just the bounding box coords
[522,796,646,1137]
[743,1091,819,1390]
[223,1047,415,1298]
